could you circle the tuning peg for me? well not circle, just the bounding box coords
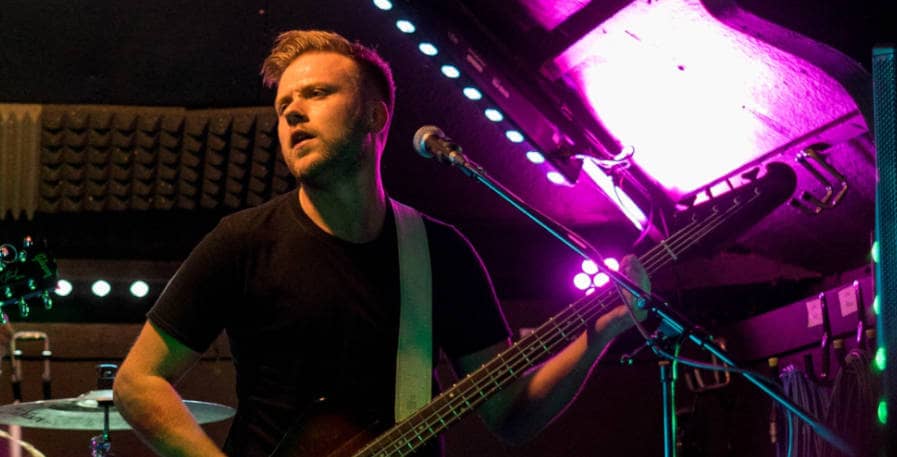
[18,298,30,318]
[41,290,53,310]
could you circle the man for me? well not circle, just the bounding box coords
[113,30,650,456]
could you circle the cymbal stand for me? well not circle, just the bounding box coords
[89,364,117,457]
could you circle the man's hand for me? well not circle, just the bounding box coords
[593,255,650,335]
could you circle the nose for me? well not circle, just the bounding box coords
[284,110,307,127]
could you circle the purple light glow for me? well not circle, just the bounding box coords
[603,257,620,272]
[541,0,861,197]
[573,273,592,290]
[581,259,598,275]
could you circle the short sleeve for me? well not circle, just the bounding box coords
[147,218,243,353]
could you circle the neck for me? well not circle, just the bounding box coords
[298,167,388,243]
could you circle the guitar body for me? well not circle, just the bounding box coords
[270,401,385,457]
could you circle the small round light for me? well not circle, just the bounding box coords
[875,347,886,371]
[55,279,73,297]
[505,130,524,143]
[440,65,460,78]
[373,0,393,10]
[130,280,150,298]
[573,273,592,290]
[872,240,880,263]
[526,151,545,164]
[878,399,888,425]
[593,273,610,287]
[91,280,111,297]
[604,258,620,271]
[582,260,598,275]
[418,43,439,56]
[484,108,504,122]
[874,295,881,315]
[396,20,416,33]
[585,287,596,295]
[546,171,566,185]
[462,87,483,100]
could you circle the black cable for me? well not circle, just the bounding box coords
[821,348,880,457]
[776,365,829,457]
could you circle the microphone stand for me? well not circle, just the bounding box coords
[431,152,856,457]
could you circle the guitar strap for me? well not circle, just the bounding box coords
[390,199,432,422]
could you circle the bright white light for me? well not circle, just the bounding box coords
[373,0,393,10]
[526,151,545,164]
[573,273,592,290]
[546,171,566,185]
[440,65,460,78]
[55,279,73,297]
[418,43,438,56]
[505,130,524,143]
[484,108,504,122]
[604,258,620,271]
[593,273,610,287]
[463,87,483,100]
[581,157,647,230]
[130,280,150,298]
[396,20,416,33]
[582,259,599,275]
[91,280,111,297]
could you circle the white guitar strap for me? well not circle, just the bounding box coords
[391,199,432,422]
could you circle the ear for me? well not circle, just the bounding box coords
[366,100,389,134]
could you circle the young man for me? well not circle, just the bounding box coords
[113,30,649,456]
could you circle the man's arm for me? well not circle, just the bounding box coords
[113,321,226,457]
[456,255,649,445]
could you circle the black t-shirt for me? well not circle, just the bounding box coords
[147,191,510,456]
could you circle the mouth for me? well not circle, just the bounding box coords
[290,130,315,148]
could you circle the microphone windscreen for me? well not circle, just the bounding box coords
[412,125,444,158]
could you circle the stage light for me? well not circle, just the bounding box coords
[581,259,598,275]
[130,280,150,298]
[55,279,73,297]
[879,399,888,425]
[526,151,545,164]
[604,257,620,271]
[546,171,566,185]
[593,273,610,287]
[462,87,483,100]
[440,65,460,79]
[573,273,592,290]
[396,20,416,33]
[91,280,111,297]
[484,108,504,122]
[372,0,393,10]
[418,43,438,56]
[505,130,524,143]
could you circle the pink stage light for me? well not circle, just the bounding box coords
[532,0,861,198]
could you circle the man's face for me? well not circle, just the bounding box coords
[275,51,371,186]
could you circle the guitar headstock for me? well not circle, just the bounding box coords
[0,237,58,321]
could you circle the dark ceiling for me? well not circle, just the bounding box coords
[0,0,893,321]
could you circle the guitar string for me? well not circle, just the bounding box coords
[360,190,762,456]
[365,196,751,457]
[361,199,744,457]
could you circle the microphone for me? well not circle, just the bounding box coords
[412,125,474,169]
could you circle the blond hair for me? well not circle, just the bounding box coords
[261,30,396,116]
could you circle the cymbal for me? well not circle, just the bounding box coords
[0,390,235,430]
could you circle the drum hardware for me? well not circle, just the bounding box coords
[0,363,236,456]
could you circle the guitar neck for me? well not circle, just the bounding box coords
[352,163,795,457]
